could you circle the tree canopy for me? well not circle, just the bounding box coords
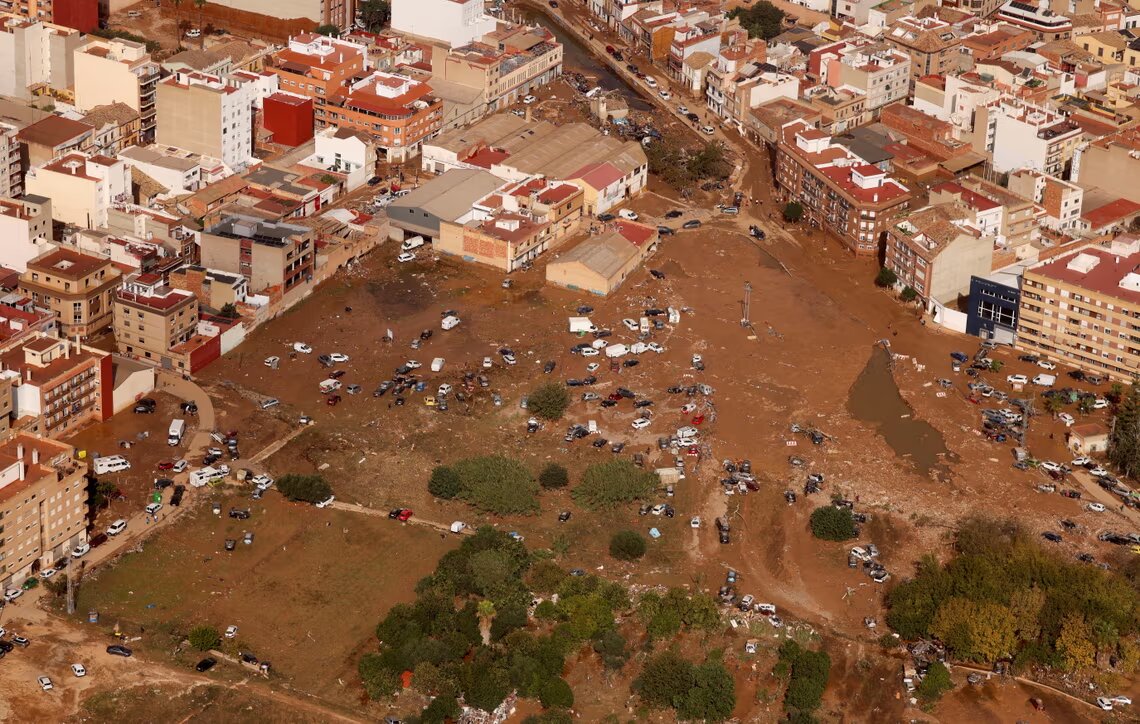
[428,465,461,499]
[528,383,571,421]
[609,530,647,561]
[573,460,656,509]
[728,1,787,40]
[1108,383,1140,478]
[778,640,831,718]
[357,0,391,31]
[635,649,735,720]
[276,474,332,503]
[809,505,856,541]
[448,456,540,514]
[782,201,804,223]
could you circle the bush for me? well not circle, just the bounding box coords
[188,625,219,651]
[635,650,735,718]
[900,286,918,303]
[538,677,574,709]
[538,463,569,490]
[573,461,656,509]
[276,474,332,503]
[782,201,804,223]
[917,661,953,701]
[421,694,461,723]
[779,640,830,717]
[452,456,539,514]
[875,267,897,288]
[429,465,461,499]
[809,506,856,541]
[728,0,786,39]
[609,530,647,561]
[528,383,570,421]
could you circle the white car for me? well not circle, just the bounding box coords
[1090,467,1109,477]
[293,342,312,354]
[1039,461,1061,473]
[631,418,651,430]
[690,516,701,528]
[1037,360,1057,370]
[586,363,600,372]
[647,343,664,353]
[622,319,639,331]
[1058,413,1075,427]
[618,209,639,221]
[329,353,350,363]
[397,252,416,263]
[1093,398,1110,409]
[40,568,56,579]
[315,495,335,508]
[1112,695,1132,706]
[503,354,517,366]
[145,502,162,515]
[591,338,608,349]
[406,360,422,369]
[755,603,777,615]
[677,105,689,114]
[107,519,128,536]
[522,94,537,104]
[185,28,201,38]
[173,459,188,473]
[581,347,599,357]
[438,383,453,397]
[264,355,280,367]
[38,676,53,691]
[702,125,715,135]
[71,664,86,677]
[252,474,274,490]
[482,357,493,369]
[1071,456,1092,467]
[224,625,239,639]
[645,77,657,88]
[5,588,23,602]
[72,542,90,558]
[1097,697,1114,711]
[127,9,142,17]
[1088,502,1106,512]
[1006,374,1028,385]
[658,90,671,100]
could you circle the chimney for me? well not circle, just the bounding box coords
[873,192,879,203]
[17,442,23,459]
[24,368,30,382]
[32,448,39,464]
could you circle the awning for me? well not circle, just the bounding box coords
[938,152,986,174]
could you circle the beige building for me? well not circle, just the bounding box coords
[156,71,254,171]
[0,120,23,198]
[0,434,88,587]
[114,273,199,367]
[0,195,54,272]
[82,102,141,156]
[546,222,657,296]
[200,215,314,294]
[883,203,995,307]
[24,153,131,230]
[883,15,966,90]
[1073,127,1140,204]
[73,37,160,142]
[1017,237,1140,380]
[18,247,122,338]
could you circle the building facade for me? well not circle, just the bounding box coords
[24,153,131,230]
[73,37,160,142]
[156,71,255,170]
[1,333,113,437]
[114,274,199,367]
[325,71,442,161]
[18,248,122,338]
[200,215,314,294]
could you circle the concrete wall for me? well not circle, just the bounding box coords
[110,360,155,414]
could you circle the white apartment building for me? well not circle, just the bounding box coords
[302,126,376,191]
[391,0,496,48]
[0,121,22,198]
[826,43,910,112]
[156,71,255,171]
[913,73,1001,134]
[0,15,84,100]
[0,196,54,272]
[118,146,202,196]
[976,98,1082,176]
[73,37,160,142]
[25,153,131,229]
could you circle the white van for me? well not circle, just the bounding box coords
[401,236,425,252]
[168,419,185,446]
[319,379,342,394]
[1032,373,1056,386]
[618,209,639,221]
[93,456,131,475]
[441,315,461,331]
[431,357,445,372]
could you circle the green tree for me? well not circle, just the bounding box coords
[900,286,918,303]
[593,629,629,669]
[1109,384,1140,478]
[686,142,730,180]
[359,653,400,698]
[188,625,219,651]
[218,302,240,318]
[357,0,391,31]
[635,650,694,710]
[1008,587,1045,643]
[1043,395,1064,416]
[539,677,574,709]
[782,201,804,223]
[451,455,540,514]
[1056,614,1096,671]
[477,599,497,646]
[809,505,856,541]
[421,694,461,723]
[573,460,656,509]
[538,463,569,490]
[875,267,898,288]
[1108,382,1125,404]
[429,465,460,499]
[930,597,1016,663]
[728,0,787,39]
[989,359,1003,373]
[779,640,830,716]
[1078,395,1095,415]
[609,530,646,561]
[916,661,953,701]
[528,383,570,421]
[314,23,340,36]
[679,658,736,721]
[276,473,332,503]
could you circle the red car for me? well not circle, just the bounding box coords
[397,509,414,522]
[607,392,623,401]
[691,414,705,425]
[327,395,342,406]
[156,460,175,470]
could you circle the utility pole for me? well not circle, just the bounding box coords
[66,561,75,615]
[741,281,752,328]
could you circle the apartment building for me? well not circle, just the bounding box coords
[437,30,564,115]
[0,15,84,100]
[825,43,910,113]
[666,11,723,81]
[912,72,1002,134]
[961,24,1036,60]
[1072,127,1140,203]
[392,0,496,47]
[73,38,160,142]
[705,54,798,126]
[954,177,1041,246]
[883,16,966,90]
[114,273,199,366]
[973,98,1082,176]
[16,114,93,168]
[883,203,995,306]
[1,333,112,436]
[324,71,442,162]
[0,434,89,588]
[24,153,131,230]
[200,215,314,294]
[1017,238,1140,379]
[18,248,122,338]
[0,121,22,198]
[1008,168,1083,231]
[82,103,141,157]
[156,71,254,171]
[267,33,368,125]
[775,120,912,256]
[998,0,1073,41]
[0,196,54,272]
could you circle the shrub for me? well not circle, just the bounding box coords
[452,456,539,514]
[538,677,574,709]
[276,474,332,503]
[429,465,461,499]
[809,506,856,541]
[538,463,569,490]
[609,530,647,561]
[875,267,897,288]
[900,286,918,303]
[528,383,570,421]
[573,461,656,509]
[779,640,830,717]
[188,625,219,651]
[916,661,953,701]
[782,201,804,223]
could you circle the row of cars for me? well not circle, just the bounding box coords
[717,571,783,631]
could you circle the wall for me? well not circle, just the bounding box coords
[929,234,994,304]
[264,95,314,147]
[109,360,155,414]
[74,50,139,112]
[966,275,1019,341]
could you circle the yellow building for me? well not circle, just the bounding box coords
[73,37,160,142]
[546,222,657,296]
[19,247,122,339]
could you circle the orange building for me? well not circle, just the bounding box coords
[325,71,442,162]
[267,33,368,127]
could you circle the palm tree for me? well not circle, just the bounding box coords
[194,0,207,48]
[477,599,496,646]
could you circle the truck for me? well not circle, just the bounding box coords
[630,342,649,355]
[568,316,598,334]
[401,236,425,252]
[189,466,223,488]
[441,315,461,331]
[639,317,650,334]
[605,343,629,358]
[167,419,185,446]
[1032,373,1056,386]
[319,379,342,394]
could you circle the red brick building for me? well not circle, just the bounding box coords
[263,93,314,147]
[51,0,98,32]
